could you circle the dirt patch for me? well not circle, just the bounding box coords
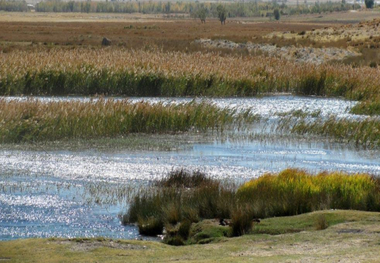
[53,239,148,252]
[270,18,380,47]
[195,38,359,64]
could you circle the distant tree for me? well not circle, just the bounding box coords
[365,0,374,8]
[198,7,206,23]
[217,5,227,25]
[273,8,280,20]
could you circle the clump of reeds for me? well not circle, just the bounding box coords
[350,100,380,116]
[0,99,254,143]
[315,214,328,230]
[278,114,380,147]
[123,169,237,237]
[237,169,380,218]
[157,169,214,188]
[230,206,254,237]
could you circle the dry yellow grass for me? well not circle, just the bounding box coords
[1,47,380,99]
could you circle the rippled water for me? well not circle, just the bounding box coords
[1,96,377,241]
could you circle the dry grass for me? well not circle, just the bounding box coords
[1,47,380,100]
[0,17,328,50]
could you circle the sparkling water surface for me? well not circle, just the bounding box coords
[1,96,378,240]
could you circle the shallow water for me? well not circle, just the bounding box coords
[1,96,378,241]
[3,95,358,118]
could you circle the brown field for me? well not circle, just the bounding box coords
[0,19,325,51]
[0,10,379,56]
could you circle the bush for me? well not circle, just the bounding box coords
[178,220,192,240]
[365,0,374,8]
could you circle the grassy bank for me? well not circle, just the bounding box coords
[1,48,380,101]
[0,99,255,143]
[1,210,380,262]
[123,169,380,244]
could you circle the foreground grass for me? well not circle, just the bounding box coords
[1,210,379,262]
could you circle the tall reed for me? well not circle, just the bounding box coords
[278,114,380,147]
[1,48,380,100]
[124,170,236,236]
[0,99,253,143]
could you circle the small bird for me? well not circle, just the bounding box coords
[219,218,231,226]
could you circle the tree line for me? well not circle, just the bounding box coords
[0,0,371,18]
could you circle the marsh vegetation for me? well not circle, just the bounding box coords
[124,169,380,244]
[1,8,380,257]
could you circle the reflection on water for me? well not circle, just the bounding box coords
[1,136,380,240]
[0,96,377,241]
[4,95,358,118]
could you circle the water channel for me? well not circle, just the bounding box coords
[1,96,379,240]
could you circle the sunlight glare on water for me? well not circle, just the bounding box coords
[0,96,378,241]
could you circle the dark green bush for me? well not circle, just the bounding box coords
[178,220,192,240]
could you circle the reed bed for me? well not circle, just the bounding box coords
[123,169,237,238]
[350,99,380,116]
[1,48,380,100]
[278,114,380,147]
[0,99,253,143]
[124,169,380,239]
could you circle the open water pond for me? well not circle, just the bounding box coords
[1,96,379,240]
